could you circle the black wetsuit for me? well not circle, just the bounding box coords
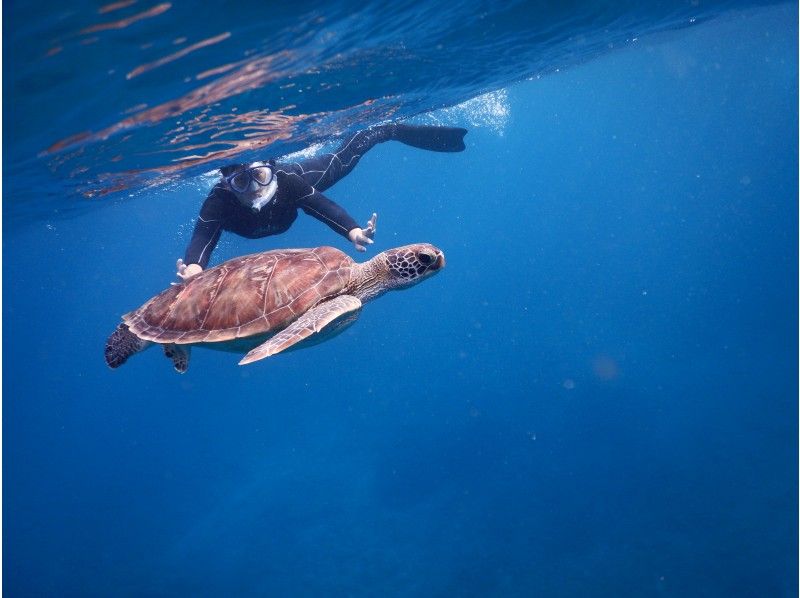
[184,124,467,268]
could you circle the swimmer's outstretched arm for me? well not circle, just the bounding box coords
[348,213,377,252]
[291,177,377,252]
[176,259,203,281]
[177,186,229,280]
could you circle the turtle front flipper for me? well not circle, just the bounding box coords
[164,344,191,374]
[239,295,362,365]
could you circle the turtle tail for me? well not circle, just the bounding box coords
[105,324,149,369]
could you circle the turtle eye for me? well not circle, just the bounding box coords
[418,252,434,265]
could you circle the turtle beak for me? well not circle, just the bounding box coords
[435,250,445,269]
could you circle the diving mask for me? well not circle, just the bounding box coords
[225,163,274,193]
[224,162,278,211]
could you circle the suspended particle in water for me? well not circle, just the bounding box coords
[592,355,619,381]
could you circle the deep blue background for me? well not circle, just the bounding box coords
[4,4,798,596]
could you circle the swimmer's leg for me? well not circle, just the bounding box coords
[390,124,467,152]
[299,127,394,190]
[296,124,466,191]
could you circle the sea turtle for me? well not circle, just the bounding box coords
[105,243,445,373]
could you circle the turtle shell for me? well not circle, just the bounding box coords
[123,247,354,345]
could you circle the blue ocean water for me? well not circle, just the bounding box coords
[4,1,798,596]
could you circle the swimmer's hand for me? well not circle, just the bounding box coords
[175,259,203,281]
[348,213,377,252]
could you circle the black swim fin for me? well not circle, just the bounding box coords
[391,124,467,152]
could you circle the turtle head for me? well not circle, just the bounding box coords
[356,244,445,302]
[382,243,445,289]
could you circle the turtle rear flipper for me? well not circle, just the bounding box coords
[105,324,150,369]
[239,295,362,365]
[164,344,191,374]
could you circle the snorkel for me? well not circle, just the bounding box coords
[249,177,278,211]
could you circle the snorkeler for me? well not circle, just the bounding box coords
[176,123,467,280]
